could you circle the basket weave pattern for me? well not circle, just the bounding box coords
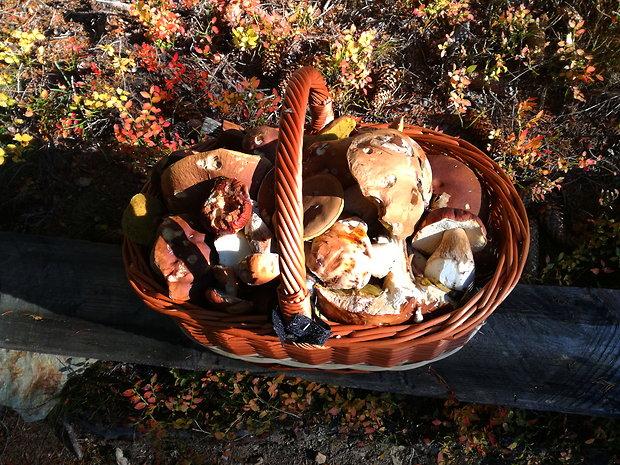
[122,67,529,370]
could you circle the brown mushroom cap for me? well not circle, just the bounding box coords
[238,252,280,286]
[302,137,356,187]
[302,173,345,240]
[151,215,212,301]
[204,287,253,314]
[410,207,488,255]
[347,129,432,239]
[428,154,483,215]
[241,125,279,164]
[256,168,276,226]
[160,148,272,213]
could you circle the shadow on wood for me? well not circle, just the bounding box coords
[0,232,618,418]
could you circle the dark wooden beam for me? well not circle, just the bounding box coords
[0,232,618,418]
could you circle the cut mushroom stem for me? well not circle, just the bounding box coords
[424,228,475,291]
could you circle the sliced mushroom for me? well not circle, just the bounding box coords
[427,154,483,216]
[410,207,488,255]
[200,177,252,235]
[160,148,272,213]
[303,173,345,240]
[151,216,212,301]
[424,228,475,291]
[306,217,373,290]
[347,129,432,239]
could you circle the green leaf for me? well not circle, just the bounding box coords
[466,65,478,73]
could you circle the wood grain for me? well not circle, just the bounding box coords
[0,232,618,417]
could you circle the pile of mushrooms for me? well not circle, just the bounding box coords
[123,116,490,325]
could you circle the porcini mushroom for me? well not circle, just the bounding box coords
[427,154,483,216]
[200,177,252,235]
[238,253,280,286]
[424,227,475,291]
[213,231,253,270]
[244,200,273,253]
[410,207,488,256]
[314,238,455,326]
[151,215,212,301]
[160,148,272,213]
[306,217,373,290]
[241,125,279,164]
[302,173,345,240]
[302,137,356,187]
[347,129,432,239]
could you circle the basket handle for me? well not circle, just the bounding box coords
[275,67,334,321]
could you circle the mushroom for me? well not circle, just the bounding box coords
[151,215,212,301]
[314,238,454,326]
[302,137,356,187]
[302,173,345,240]
[256,168,276,226]
[238,253,280,286]
[200,177,252,235]
[213,231,253,270]
[369,235,402,279]
[160,148,272,213]
[424,227,475,291]
[204,287,253,314]
[427,154,483,216]
[410,207,488,255]
[244,200,273,253]
[342,184,379,227]
[306,217,373,290]
[241,125,279,164]
[212,264,239,296]
[347,129,432,239]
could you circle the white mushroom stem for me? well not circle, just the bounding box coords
[369,235,402,278]
[244,201,273,253]
[213,231,253,270]
[424,228,475,291]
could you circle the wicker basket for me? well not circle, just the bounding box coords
[122,67,529,372]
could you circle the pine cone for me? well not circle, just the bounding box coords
[371,63,400,108]
[463,109,494,140]
[261,42,285,77]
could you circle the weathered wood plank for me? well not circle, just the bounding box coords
[0,232,618,417]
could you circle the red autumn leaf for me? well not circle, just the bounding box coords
[134,402,147,410]
[122,389,134,397]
